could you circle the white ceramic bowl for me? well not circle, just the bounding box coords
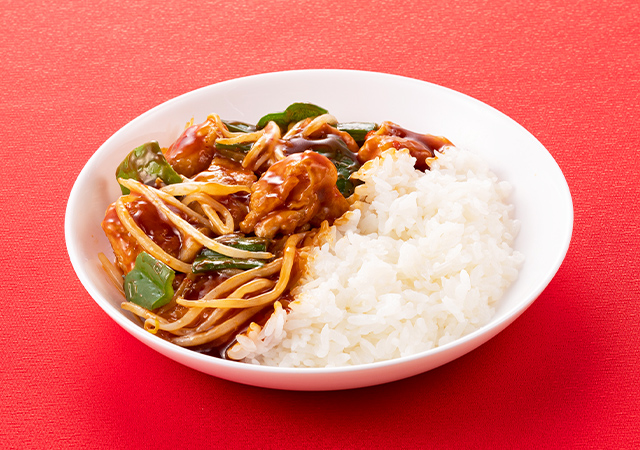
[65,69,573,390]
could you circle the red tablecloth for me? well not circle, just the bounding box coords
[3,0,639,448]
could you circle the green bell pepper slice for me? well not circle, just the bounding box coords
[256,103,328,131]
[336,122,378,144]
[116,141,182,195]
[124,252,176,310]
[191,236,271,273]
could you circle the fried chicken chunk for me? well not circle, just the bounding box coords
[101,198,184,274]
[101,203,143,274]
[164,117,219,178]
[193,156,257,186]
[358,121,452,171]
[240,151,349,238]
[193,156,258,226]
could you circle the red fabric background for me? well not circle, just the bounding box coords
[2,0,639,448]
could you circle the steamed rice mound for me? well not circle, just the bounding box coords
[237,146,523,367]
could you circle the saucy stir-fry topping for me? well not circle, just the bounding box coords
[100,103,452,359]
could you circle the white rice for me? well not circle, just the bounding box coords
[233,146,524,367]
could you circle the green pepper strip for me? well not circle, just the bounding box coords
[336,122,378,144]
[192,236,271,274]
[124,252,176,310]
[256,103,328,130]
[116,141,182,195]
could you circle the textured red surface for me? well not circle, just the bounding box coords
[2,0,639,448]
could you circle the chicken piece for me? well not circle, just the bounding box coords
[101,202,143,274]
[192,156,257,226]
[101,198,183,274]
[164,117,220,177]
[358,121,452,171]
[193,156,257,186]
[240,151,349,238]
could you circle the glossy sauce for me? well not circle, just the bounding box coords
[381,122,452,150]
[164,122,215,177]
[240,151,350,238]
[282,133,359,166]
[181,272,235,300]
[129,199,183,257]
[359,121,452,171]
[102,203,141,273]
[193,156,256,225]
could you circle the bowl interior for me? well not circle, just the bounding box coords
[66,70,573,390]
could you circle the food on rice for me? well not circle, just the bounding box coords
[99,103,523,367]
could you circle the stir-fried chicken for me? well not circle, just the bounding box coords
[358,121,452,171]
[240,151,350,238]
[164,117,220,177]
[193,156,257,226]
[102,203,142,273]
